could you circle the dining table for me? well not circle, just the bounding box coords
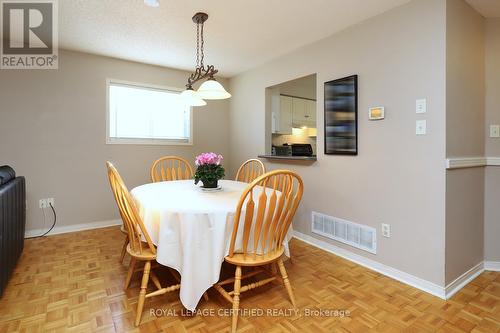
[130,179,291,311]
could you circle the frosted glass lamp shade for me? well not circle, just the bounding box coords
[197,79,231,100]
[180,88,206,106]
[144,0,160,7]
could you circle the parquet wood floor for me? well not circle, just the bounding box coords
[0,226,498,332]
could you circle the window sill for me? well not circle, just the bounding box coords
[106,138,193,146]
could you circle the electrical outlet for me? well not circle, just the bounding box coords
[381,223,391,238]
[47,198,54,207]
[39,199,47,209]
[416,120,427,135]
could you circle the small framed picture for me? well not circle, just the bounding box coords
[369,106,384,120]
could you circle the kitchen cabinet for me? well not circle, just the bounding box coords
[305,99,316,124]
[272,94,316,134]
[272,95,293,134]
[292,98,305,127]
[292,97,316,128]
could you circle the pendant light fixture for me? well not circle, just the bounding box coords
[180,87,207,106]
[181,12,231,106]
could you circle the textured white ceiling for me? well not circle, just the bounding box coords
[59,0,411,77]
[466,0,500,17]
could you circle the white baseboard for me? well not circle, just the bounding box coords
[25,219,122,238]
[444,262,484,299]
[293,231,496,300]
[484,261,500,271]
[292,230,446,299]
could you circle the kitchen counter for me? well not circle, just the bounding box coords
[258,154,317,161]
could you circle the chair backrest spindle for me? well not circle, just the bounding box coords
[235,159,266,183]
[151,156,193,182]
[228,170,303,258]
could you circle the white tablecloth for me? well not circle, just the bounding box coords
[130,179,290,311]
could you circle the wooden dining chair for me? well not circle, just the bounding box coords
[150,156,193,182]
[234,159,266,183]
[122,155,192,264]
[214,170,303,333]
[236,160,295,265]
[106,161,181,326]
[119,225,129,264]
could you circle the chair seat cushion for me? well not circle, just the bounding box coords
[225,248,285,266]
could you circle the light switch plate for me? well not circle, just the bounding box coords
[416,120,426,135]
[381,223,391,238]
[490,125,500,138]
[416,99,427,114]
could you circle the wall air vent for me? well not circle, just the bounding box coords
[311,211,377,254]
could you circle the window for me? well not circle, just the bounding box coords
[107,80,192,145]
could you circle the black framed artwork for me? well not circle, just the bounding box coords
[324,75,358,155]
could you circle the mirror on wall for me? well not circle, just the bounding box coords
[265,74,317,158]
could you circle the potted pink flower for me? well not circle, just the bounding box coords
[194,152,225,188]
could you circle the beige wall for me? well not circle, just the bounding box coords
[445,169,484,282]
[229,0,447,285]
[484,18,500,261]
[485,19,500,156]
[0,50,230,232]
[444,0,485,284]
[445,0,485,158]
[485,168,500,261]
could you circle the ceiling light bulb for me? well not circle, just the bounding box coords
[180,88,206,106]
[197,79,231,100]
[144,0,159,7]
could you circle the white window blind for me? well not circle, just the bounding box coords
[107,81,192,145]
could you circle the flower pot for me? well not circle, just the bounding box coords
[202,179,218,188]
[194,153,225,188]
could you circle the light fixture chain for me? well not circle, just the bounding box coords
[200,20,205,68]
[185,12,224,91]
[196,22,200,68]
